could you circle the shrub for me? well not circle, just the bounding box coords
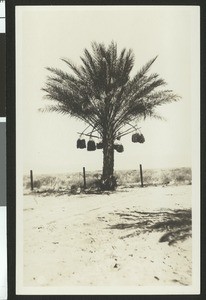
[70,184,78,194]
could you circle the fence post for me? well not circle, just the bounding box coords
[83,167,87,189]
[30,170,34,191]
[140,164,144,187]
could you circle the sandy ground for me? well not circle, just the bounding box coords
[23,185,192,287]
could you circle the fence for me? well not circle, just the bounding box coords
[28,165,144,192]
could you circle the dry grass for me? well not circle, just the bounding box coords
[23,167,192,195]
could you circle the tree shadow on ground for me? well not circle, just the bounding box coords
[108,209,192,245]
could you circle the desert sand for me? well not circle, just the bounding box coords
[23,185,192,287]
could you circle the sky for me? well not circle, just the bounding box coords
[15,6,200,175]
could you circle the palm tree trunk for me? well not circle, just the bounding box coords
[101,127,116,190]
[102,137,114,179]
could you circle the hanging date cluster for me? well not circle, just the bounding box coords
[76,130,145,153]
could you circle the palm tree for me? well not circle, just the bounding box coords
[42,41,179,190]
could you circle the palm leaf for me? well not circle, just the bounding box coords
[42,42,180,137]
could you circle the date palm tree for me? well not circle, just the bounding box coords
[42,41,179,190]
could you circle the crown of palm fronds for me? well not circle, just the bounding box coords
[42,41,180,137]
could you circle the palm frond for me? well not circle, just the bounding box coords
[60,58,85,80]
[42,42,180,137]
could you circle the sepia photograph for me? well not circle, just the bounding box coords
[15,5,200,295]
